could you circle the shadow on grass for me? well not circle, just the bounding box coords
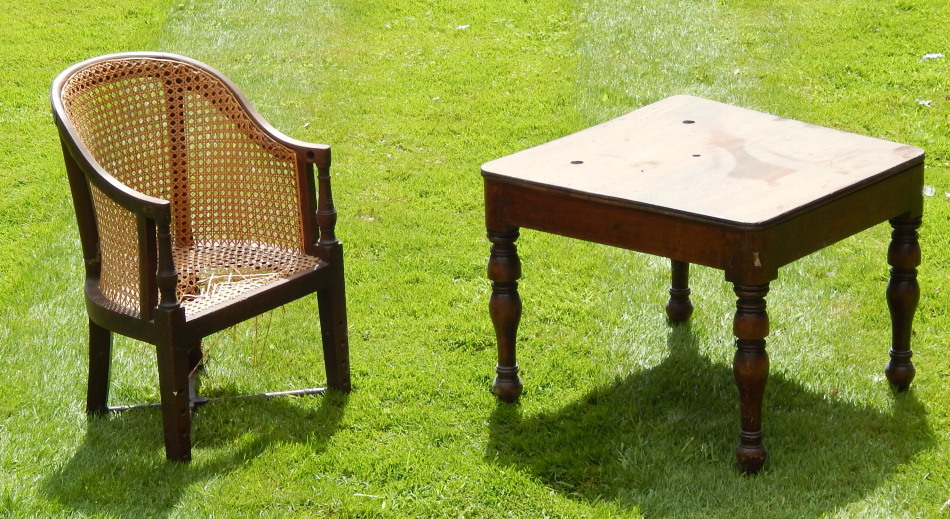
[487,324,935,517]
[41,388,347,517]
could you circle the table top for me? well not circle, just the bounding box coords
[482,95,924,225]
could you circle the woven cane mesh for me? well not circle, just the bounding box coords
[89,184,142,314]
[174,243,321,315]
[60,56,321,317]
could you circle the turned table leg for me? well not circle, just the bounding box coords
[666,259,694,322]
[488,228,523,402]
[885,215,921,390]
[732,283,770,474]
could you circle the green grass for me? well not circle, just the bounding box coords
[2,0,949,517]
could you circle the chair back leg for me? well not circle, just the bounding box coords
[188,340,205,375]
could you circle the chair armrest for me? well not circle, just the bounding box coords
[242,108,330,169]
[55,117,171,221]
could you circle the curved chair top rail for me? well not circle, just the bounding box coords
[52,52,329,157]
[51,52,331,216]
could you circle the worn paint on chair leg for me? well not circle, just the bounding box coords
[885,214,921,391]
[733,283,770,474]
[488,228,523,403]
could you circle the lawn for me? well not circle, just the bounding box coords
[1,0,948,517]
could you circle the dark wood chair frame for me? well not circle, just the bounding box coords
[52,52,351,461]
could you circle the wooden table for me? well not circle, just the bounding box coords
[482,95,924,473]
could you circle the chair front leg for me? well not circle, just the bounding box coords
[86,319,112,415]
[318,261,351,393]
[156,336,193,462]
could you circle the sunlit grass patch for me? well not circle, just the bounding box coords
[3,0,949,516]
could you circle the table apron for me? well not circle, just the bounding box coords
[484,166,922,285]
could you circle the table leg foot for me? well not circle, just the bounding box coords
[493,364,523,403]
[666,259,694,322]
[885,215,920,391]
[733,283,770,474]
[488,228,523,403]
[736,430,767,474]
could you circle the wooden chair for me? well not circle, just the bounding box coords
[51,52,351,461]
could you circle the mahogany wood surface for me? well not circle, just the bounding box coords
[482,95,924,474]
[482,95,922,225]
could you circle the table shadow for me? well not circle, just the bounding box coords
[487,324,934,517]
[40,388,347,517]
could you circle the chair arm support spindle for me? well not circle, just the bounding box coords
[316,164,338,248]
[155,218,180,311]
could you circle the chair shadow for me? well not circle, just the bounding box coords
[40,388,347,518]
[487,323,935,517]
